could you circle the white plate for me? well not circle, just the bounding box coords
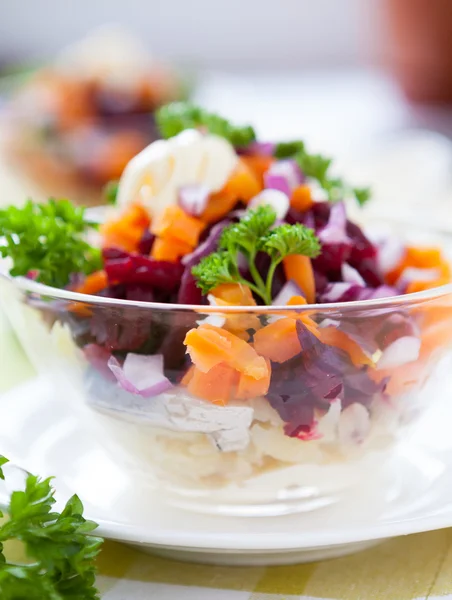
[1,377,452,566]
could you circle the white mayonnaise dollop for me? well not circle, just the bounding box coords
[116,129,238,218]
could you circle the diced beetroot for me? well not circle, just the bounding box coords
[90,308,152,351]
[137,230,155,255]
[312,242,351,274]
[352,257,384,288]
[125,285,155,302]
[104,254,183,291]
[102,247,130,261]
[178,267,204,304]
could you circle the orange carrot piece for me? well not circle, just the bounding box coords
[286,295,308,306]
[291,185,314,213]
[236,359,271,399]
[223,159,262,203]
[101,203,151,252]
[210,284,260,338]
[151,205,205,247]
[405,246,443,268]
[318,326,373,367]
[283,255,316,304]
[211,283,256,306]
[184,324,269,379]
[187,363,239,405]
[253,318,301,363]
[151,236,193,262]
[201,190,238,224]
[74,270,108,295]
[241,155,274,185]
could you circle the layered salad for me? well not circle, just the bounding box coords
[5,26,184,205]
[2,103,452,506]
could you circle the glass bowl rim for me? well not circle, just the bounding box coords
[2,269,452,315]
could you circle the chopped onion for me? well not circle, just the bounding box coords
[249,189,290,220]
[108,353,172,398]
[342,263,365,286]
[264,160,303,197]
[377,336,421,369]
[272,280,303,306]
[318,201,350,245]
[197,294,227,327]
[397,267,441,292]
[377,237,406,275]
[178,184,210,216]
[321,282,362,303]
[338,404,371,446]
[182,219,230,267]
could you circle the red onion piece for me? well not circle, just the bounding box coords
[108,353,172,398]
[272,280,303,306]
[318,202,350,245]
[178,184,210,216]
[342,263,366,286]
[264,160,303,197]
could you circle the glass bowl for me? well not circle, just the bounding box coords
[2,257,452,517]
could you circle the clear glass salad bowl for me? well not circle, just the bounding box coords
[2,267,452,516]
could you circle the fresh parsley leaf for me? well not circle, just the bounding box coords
[274,141,305,159]
[192,206,320,304]
[262,223,321,261]
[219,205,277,255]
[191,251,239,295]
[156,102,256,146]
[0,457,8,481]
[103,180,119,205]
[274,140,371,206]
[0,199,102,288]
[0,455,103,599]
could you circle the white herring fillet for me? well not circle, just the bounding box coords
[87,374,254,452]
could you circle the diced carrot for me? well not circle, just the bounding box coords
[241,155,274,185]
[405,246,443,268]
[286,295,308,306]
[318,326,373,367]
[253,318,301,363]
[211,283,256,306]
[369,360,428,397]
[187,363,240,405]
[200,190,238,224]
[385,244,451,288]
[236,359,271,399]
[151,236,193,262]
[283,255,316,304]
[210,283,260,337]
[184,324,269,379]
[101,203,151,253]
[291,185,314,213]
[73,270,108,295]
[151,205,205,247]
[223,159,262,203]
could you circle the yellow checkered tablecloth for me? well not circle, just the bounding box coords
[3,304,452,599]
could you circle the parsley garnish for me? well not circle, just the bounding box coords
[103,180,119,205]
[0,199,102,288]
[192,205,320,304]
[0,456,103,599]
[156,102,256,146]
[274,141,371,206]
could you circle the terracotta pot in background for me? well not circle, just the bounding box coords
[383,0,452,103]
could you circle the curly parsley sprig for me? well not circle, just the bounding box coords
[274,141,371,206]
[0,456,103,599]
[156,102,256,146]
[0,199,102,288]
[192,205,320,304]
